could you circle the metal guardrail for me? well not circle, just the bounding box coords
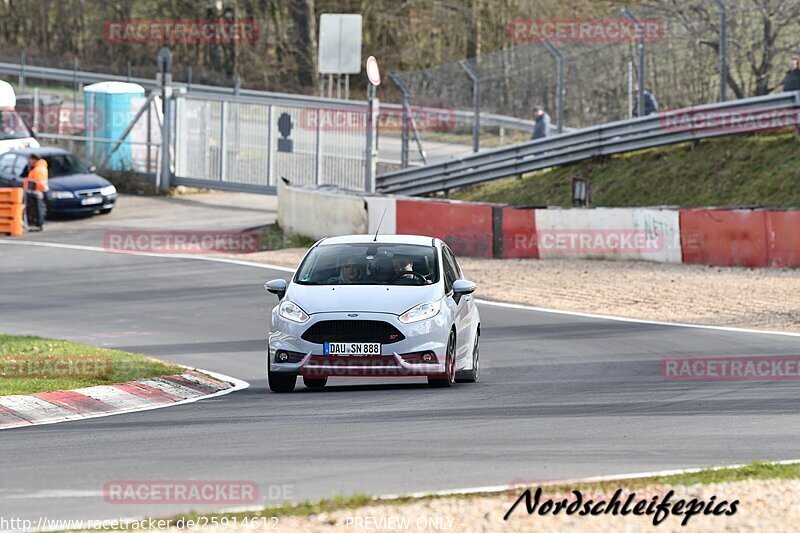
[376,92,800,196]
[0,61,535,132]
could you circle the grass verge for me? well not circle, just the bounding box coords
[142,460,799,526]
[0,334,183,396]
[452,133,800,208]
[247,223,316,251]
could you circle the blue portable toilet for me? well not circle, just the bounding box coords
[84,81,145,170]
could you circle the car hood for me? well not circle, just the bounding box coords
[287,283,444,315]
[48,173,111,191]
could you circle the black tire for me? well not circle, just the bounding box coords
[455,332,479,383]
[303,376,328,390]
[428,331,456,388]
[267,352,296,393]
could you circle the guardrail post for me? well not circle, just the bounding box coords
[458,60,481,152]
[234,75,241,96]
[711,0,727,102]
[543,40,564,133]
[623,9,646,117]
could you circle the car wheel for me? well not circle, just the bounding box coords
[267,351,296,393]
[303,376,328,390]
[455,332,479,383]
[428,331,456,388]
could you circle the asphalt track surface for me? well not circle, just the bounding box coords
[2,241,800,524]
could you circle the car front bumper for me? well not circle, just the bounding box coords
[46,193,117,214]
[269,310,450,378]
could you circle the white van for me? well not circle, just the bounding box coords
[0,80,40,154]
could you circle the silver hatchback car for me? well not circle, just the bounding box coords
[264,235,481,392]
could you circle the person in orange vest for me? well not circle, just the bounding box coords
[22,154,48,231]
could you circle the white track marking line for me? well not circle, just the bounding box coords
[2,239,797,338]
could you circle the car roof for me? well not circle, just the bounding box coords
[5,147,70,157]
[319,234,438,247]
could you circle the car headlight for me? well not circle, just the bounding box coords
[279,300,310,323]
[47,191,74,199]
[399,300,442,324]
[100,185,117,196]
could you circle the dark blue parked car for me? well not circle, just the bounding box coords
[0,147,117,215]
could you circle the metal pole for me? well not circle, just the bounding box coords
[146,100,152,173]
[234,75,241,96]
[315,108,322,185]
[365,83,377,192]
[627,61,633,119]
[32,87,39,131]
[711,0,727,101]
[388,72,411,168]
[157,48,173,193]
[623,9,646,117]
[458,60,481,152]
[187,67,193,92]
[219,102,227,181]
[127,61,132,82]
[542,41,564,133]
[267,105,274,186]
[19,52,25,91]
[72,57,78,124]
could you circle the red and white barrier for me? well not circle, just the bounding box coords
[278,184,798,268]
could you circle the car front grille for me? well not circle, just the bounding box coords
[75,188,103,198]
[301,320,405,344]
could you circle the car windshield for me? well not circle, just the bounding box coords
[0,109,32,140]
[295,243,439,286]
[44,154,89,177]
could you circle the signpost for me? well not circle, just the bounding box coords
[318,14,363,99]
[365,56,380,193]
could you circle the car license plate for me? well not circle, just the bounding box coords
[81,197,103,205]
[324,342,381,356]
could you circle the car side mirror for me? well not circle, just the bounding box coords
[264,279,288,300]
[452,279,477,303]
[88,165,97,173]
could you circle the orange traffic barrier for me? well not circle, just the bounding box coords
[0,187,23,205]
[0,187,24,237]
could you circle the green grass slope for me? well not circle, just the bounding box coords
[452,133,800,208]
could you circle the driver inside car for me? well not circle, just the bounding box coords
[327,257,365,284]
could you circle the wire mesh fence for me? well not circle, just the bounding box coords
[392,0,800,131]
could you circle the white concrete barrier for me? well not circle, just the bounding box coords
[534,207,680,262]
[365,196,397,235]
[278,183,367,239]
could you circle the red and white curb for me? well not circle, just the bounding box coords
[0,369,248,430]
